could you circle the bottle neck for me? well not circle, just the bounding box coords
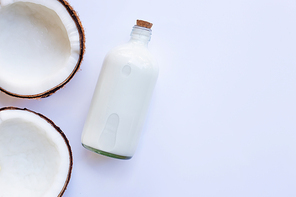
[129,25,152,46]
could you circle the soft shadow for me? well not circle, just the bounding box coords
[79,146,135,173]
[82,148,114,163]
[0,91,25,107]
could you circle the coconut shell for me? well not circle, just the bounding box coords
[0,0,85,99]
[0,107,73,196]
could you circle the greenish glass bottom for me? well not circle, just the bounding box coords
[82,143,132,160]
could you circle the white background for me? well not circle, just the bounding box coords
[1,0,296,196]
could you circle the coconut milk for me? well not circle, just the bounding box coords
[81,20,158,159]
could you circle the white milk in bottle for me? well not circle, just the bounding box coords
[81,20,158,159]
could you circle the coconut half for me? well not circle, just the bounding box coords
[0,107,72,197]
[0,0,85,98]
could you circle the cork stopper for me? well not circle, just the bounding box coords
[137,20,153,29]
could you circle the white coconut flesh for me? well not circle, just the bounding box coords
[0,0,81,96]
[0,108,72,197]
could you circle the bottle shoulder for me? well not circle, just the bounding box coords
[105,42,158,72]
[109,42,151,57]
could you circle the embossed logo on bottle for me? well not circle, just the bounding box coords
[122,65,131,76]
[98,113,119,151]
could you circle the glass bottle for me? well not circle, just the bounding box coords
[81,20,159,159]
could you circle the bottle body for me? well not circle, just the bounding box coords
[82,35,158,159]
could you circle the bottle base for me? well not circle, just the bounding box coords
[82,143,132,160]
